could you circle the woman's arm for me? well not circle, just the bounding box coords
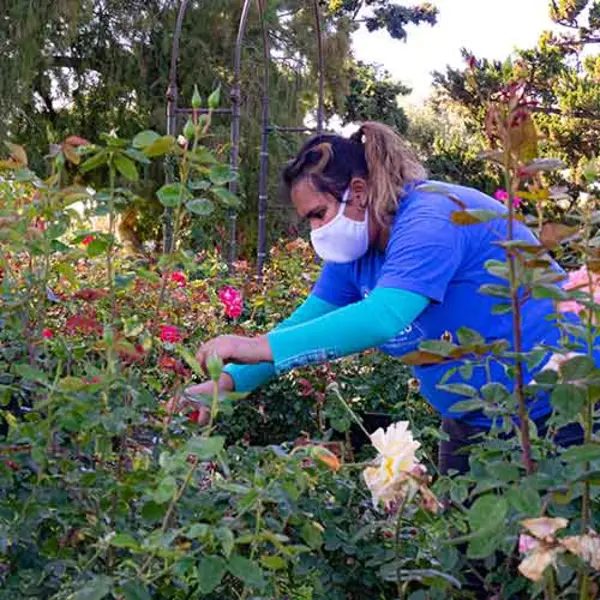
[221,293,337,392]
[267,287,429,372]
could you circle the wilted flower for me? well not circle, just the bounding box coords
[517,517,568,582]
[73,288,109,302]
[363,421,422,509]
[559,266,600,319]
[561,533,600,570]
[66,313,103,336]
[218,285,243,319]
[159,325,182,343]
[518,534,539,554]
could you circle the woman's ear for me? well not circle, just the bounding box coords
[349,177,368,209]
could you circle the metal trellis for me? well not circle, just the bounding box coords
[165,0,326,280]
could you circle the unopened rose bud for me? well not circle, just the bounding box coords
[191,84,202,109]
[207,86,221,110]
[183,118,195,141]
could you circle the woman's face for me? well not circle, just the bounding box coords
[291,176,370,231]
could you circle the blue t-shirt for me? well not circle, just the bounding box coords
[312,181,564,427]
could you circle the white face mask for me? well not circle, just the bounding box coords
[310,188,370,263]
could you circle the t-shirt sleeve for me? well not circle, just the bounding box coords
[376,194,465,303]
[312,261,361,307]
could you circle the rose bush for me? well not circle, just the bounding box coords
[1,79,599,600]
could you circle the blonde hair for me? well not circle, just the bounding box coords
[283,121,426,227]
[350,122,426,225]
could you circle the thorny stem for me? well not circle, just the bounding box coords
[330,384,371,440]
[394,494,409,600]
[240,500,263,600]
[503,152,534,474]
[139,456,199,576]
[107,163,117,321]
[579,209,595,598]
[153,149,190,331]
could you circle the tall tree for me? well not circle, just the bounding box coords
[1,0,438,251]
[431,0,600,197]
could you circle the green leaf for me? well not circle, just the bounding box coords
[451,209,503,225]
[419,340,457,357]
[186,198,214,216]
[479,284,511,299]
[114,154,139,181]
[80,150,108,173]
[153,475,177,504]
[300,521,324,549]
[456,327,484,346]
[481,383,511,404]
[467,530,504,559]
[143,135,175,157]
[468,494,507,534]
[228,555,266,590]
[87,238,110,258]
[14,363,48,384]
[465,495,507,558]
[486,461,520,483]
[551,384,586,419]
[185,436,225,459]
[261,555,287,570]
[132,130,161,149]
[124,148,151,165]
[449,398,485,413]
[562,444,600,463]
[212,186,241,208]
[436,383,478,397]
[215,527,235,558]
[560,355,595,381]
[197,556,227,593]
[532,284,568,301]
[187,523,210,540]
[110,533,140,550]
[135,268,160,284]
[121,580,151,600]
[156,183,191,207]
[506,484,542,515]
[73,576,113,600]
[14,168,36,182]
[491,303,512,315]
[188,179,211,191]
[209,164,237,186]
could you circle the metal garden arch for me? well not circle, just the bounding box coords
[165,0,326,279]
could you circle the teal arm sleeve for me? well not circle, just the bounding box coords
[267,288,429,373]
[222,294,336,393]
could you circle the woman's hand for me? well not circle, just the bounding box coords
[195,335,273,373]
[165,373,234,426]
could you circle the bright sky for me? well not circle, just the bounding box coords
[352,0,557,104]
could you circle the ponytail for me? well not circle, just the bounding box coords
[350,122,426,226]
